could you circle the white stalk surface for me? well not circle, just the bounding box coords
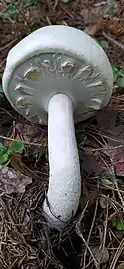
[43,93,81,229]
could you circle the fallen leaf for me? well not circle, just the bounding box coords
[106,140,124,177]
[92,246,109,264]
[113,148,124,177]
[80,6,103,25]
[115,230,124,239]
[99,196,108,208]
[107,18,123,35]
[0,165,32,195]
[81,151,101,176]
[84,23,102,37]
[80,190,98,209]
[97,110,117,131]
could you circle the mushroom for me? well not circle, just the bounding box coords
[2,25,113,230]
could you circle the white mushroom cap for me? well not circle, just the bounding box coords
[2,25,113,124]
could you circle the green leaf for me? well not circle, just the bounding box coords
[0,144,12,160]
[24,0,36,8]
[98,40,108,49]
[8,3,17,11]
[112,65,118,74]
[11,19,17,24]
[10,140,25,154]
[0,152,9,165]
[8,9,18,16]
[3,12,11,19]
[107,6,116,15]
[112,65,118,81]
[104,172,114,180]
[118,69,124,76]
[113,219,124,231]
[7,149,13,156]
[3,3,18,20]
[117,77,124,88]
[0,143,7,150]
[100,178,112,186]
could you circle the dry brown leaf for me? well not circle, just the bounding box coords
[0,165,32,195]
[92,246,109,264]
[107,18,123,35]
[97,110,117,131]
[105,139,124,177]
[80,6,103,25]
[99,196,108,209]
[84,23,102,37]
[113,146,124,178]
[81,151,101,176]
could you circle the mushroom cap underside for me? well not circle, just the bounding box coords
[2,25,113,124]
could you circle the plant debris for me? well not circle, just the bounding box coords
[0,165,32,194]
[91,246,109,264]
[0,0,124,269]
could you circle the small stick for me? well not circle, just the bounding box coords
[102,30,124,51]
[76,202,99,269]
[82,198,99,268]
[109,238,124,269]
[0,134,47,147]
[99,200,108,265]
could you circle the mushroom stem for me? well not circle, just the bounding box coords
[43,93,81,230]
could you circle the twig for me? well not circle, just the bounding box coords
[46,16,52,25]
[109,238,124,269]
[53,0,59,11]
[99,200,108,265]
[0,107,16,119]
[0,197,32,250]
[0,134,47,147]
[0,39,17,52]
[94,1,107,7]
[61,5,74,19]
[82,198,99,268]
[85,144,124,153]
[76,201,99,269]
[110,155,124,211]
[102,31,124,51]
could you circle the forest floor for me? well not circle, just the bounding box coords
[0,1,124,269]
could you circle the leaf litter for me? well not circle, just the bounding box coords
[0,165,32,195]
[0,0,124,268]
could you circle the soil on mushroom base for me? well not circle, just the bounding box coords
[0,0,124,269]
